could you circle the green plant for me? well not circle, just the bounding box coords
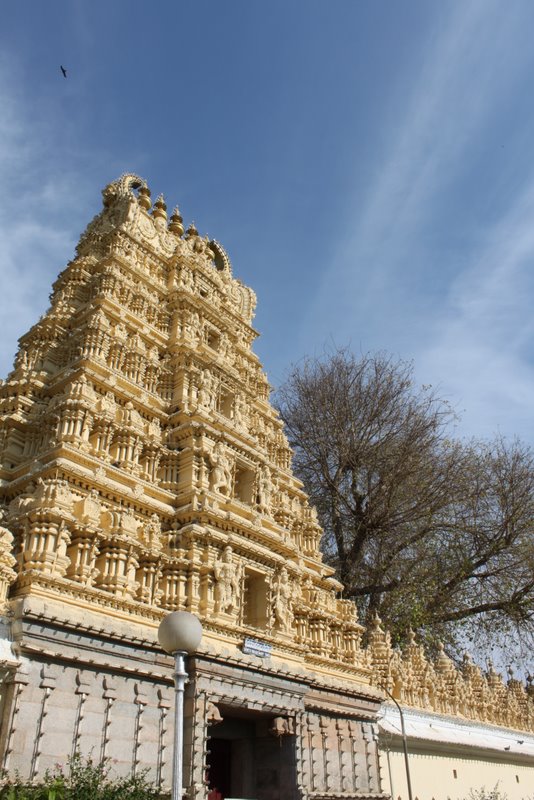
[0,753,165,800]
[464,787,508,800]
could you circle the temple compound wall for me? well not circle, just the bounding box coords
[0,174,532,800]
[367,614,534,799]
[380,705,534,800]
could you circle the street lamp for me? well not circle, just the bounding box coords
[158,611,203,800]
[382,686,413,800]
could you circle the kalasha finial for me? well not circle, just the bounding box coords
[185,222,199,239]
[169,206,184,236]
[138,185,152,211]
[152,194,167,221]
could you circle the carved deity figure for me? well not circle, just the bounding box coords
[78,488,102,525]
[257,465,273,514]
[198,369,215,409]
[123,402,143,429]
[143,513,162,549]
[0,511,15,558]
[184,308,200,340]
[210,443,233,496]
[14,349,29,374]
[272,567,294,631]
[0,510,16,603]
[213,546,240,614]
[99,390,116,417]
[233,394,247,431]
[114,322,127,341]
[179,267,195,291]
[147,418,161,439]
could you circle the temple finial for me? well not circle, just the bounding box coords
[169,206,184,236]
[152,194,167,221]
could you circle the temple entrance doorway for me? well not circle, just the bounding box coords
[206,708,297,800]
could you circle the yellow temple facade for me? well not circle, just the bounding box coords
[0,174,532,799]
[0,174,384,799]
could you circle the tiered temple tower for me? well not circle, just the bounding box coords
[0,175,385,799]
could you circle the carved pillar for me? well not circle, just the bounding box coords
[183,685,210,800]
[319,715,334,793]
[72,671,91,758]
[156,688,172,788]
[1,664,29,772]
[100,678,116,763]
[362,720,380,793]
[95,541,139,600]
[136,559,162,605]
[198,562,214,616]
[18,517,71,578]
[305,712,318,794]
[336,718,352,794]
[160,563,187,611]
[30,667,56,780]
[133,683,148,775]
[347,719,360,793]
[66,532,100,586]
[89,420,115,458]
[0,522,17,605]
[294,711,307,798]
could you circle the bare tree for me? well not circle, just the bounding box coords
[277,349,534,661]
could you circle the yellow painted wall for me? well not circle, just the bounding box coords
[381,747,534,800]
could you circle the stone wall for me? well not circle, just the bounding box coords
[0,594,387,799]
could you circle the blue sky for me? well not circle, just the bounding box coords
[2,0,534,443]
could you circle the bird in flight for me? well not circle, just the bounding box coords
[60,65,67,78]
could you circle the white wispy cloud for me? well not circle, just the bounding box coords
[418,178,534,440]
[0,58,98,377]
[301,0,534,442]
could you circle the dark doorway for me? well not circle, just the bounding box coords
[205,710,297,800]
[207,738,231,798]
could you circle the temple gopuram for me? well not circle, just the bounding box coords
[1,175,533,799]
[0,175,385,799]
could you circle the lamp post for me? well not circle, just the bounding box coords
[382,686,413,800]
[158,611,203,800]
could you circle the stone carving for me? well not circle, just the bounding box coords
[213,546,240,614]
[98,391,116,417]
[257,465,273,514]
[209,443,233,496]
[76,488,102,525]
[233,393,247,431]
[269,716,295,738]
[367,614,534,731]
[198,369,215,409]
[0,510,17,603]
[142,513,162,549]
[272,567,294,631]
[184,308,200,340]
[206,702,223,726]
[122,402,144,430]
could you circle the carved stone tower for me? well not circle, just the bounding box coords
[0,175,385,799]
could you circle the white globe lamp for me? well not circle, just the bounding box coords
[158,611,203,800]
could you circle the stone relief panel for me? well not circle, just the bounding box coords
[209,443,233,496]
[213,546,241,615]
